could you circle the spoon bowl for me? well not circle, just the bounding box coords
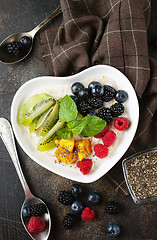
[0,5,61,64]
[0,118,51,240]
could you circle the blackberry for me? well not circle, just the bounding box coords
[7,42,21,56]
[58,191,73,205]
[102,85,116,102]
[97,108,113,123]
[77,100,92,116]
[105,201,119,214]
[63,214,76,229]
[30,203,47,216]
[89,96,103,109]
[110,103,124,117]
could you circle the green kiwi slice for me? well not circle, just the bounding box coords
[37,134,59,151]
[18,93,56,126]
[29,106,53,133]
[40,100,60,136]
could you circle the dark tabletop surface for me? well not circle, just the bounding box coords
[0,1,157,240]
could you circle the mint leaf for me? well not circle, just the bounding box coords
[59,95,78,122]
[80,116,106,137]
[56,128,73,140]
[67,120,85,135]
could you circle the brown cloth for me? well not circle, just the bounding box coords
[40,0,157,192]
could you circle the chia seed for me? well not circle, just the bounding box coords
[124,151,157,202]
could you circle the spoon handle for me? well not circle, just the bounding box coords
[31,5,62,36]
[0,118,33,199]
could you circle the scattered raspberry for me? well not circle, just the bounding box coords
[94,125,108,138]
[76,159,93,175]
[93,144,109,158]
[114,117,130,131]
[27,216,46,233]
[81,207,95,221]
[102,130,116,147]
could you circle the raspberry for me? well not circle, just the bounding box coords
[114,117,130,131]
[76,159,93,175]
[94,125,108,138]
[27,216,45,233]
[93,144,109,158]
[81,207,95,221]
[102,130,116,147]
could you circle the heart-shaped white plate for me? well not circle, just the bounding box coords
[11,65,139,183]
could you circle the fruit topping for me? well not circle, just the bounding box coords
[86,110,97,116]
[93,144,109,158]
[70,184,83,198]
[87,192,100,205]
[78,88,89,99]
[102,85,116,102]
[19,36,32,47]
[107,224,120,238]
[74,139,92,160]
[55,147,78,164]
[110,103,124,117]
[81,207,95,221]
[97,108,113,123]
[114,90,128,103]
[114,117,130,131]
[37,134,58,152]
[7,42,21,56]
[27,216,46,233]
[71,82,84,96]
[55,136,75,152]
[70,95,79,104]
[76,159,93,175]
[89,96,103,109]
[58,191,74,205]
[94,125,108,138]
[105,201,119,215]
[63,214,77,229]
[102,130,116,147]
[91,84,104,97]
[88,81,101,93]
[70,200,84,214]
[77,100,92,116]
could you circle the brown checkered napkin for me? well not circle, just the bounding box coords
[40,0,157,193]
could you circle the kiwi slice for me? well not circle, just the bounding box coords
[39,120,65,145]
[40,100,60,136]
[18,93,56,126]
[29,106,53,133]
[37,134,59,151]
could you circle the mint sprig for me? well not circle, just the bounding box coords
[59,95,78,122]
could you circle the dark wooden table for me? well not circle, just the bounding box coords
[0,1,157,240]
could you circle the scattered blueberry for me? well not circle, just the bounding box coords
[70,95,79,104]
[19,36,32,48]
[78,88,89,99]
[22,205,31,217]
[71,82,84,96]
[87,192,100,205]
[88,81,101,93]
[91,84,104,97]
[70,184,83,198]
[107,224,120,238]
[70,200,84,214]
[114,90,128,103]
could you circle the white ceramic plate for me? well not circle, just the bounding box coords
[11,65,139,183]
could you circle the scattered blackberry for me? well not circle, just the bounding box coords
[97,108,113,123]
[89,96,103,109]
[30,203,47,216]
[77,100,92,116]
[105,201,119,214]
[7,42,21,56]
[102,85,116,102]
[110,103,124,117]
[63,214,76,229]
[58,191,73,205]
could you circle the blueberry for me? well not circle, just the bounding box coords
[70,184,83,197]
[91,85,104,97]
[70,200,84,214]
[86,110,97,116]
[88,81,101,93]
[114,90,128,103]
[19,36,32,48]
[87,192,100,205]
[22,205,31,217]
[70,95,79,104]
[71,82,84,96]
[78,88,89,99]
[107,224,120,238]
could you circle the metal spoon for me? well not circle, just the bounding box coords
[0,5,61,64]
[0,118,51,240]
